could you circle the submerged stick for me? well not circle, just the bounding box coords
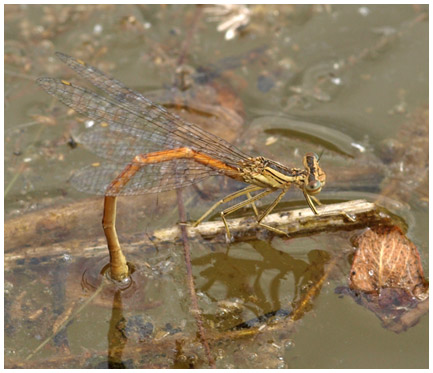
[25,282,105,361]
[176,189,216,368]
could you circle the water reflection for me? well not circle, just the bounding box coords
[192,240,332,330]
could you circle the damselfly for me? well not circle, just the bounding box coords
[37,52,348,280]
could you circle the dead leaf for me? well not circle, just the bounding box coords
[335,286,428,333]
[350,225,428,300]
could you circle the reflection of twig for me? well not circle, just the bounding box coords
[177,189,216,368]
[25,282,105,361]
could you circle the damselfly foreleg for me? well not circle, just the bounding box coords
[303,191,356,222]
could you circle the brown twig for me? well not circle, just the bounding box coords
[154,199,380,242]
[5,200,385,265]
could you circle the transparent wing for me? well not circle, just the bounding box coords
[76,126,175,162]
[70,159,222,196]
[41,52,250,166]
[37,77,183,153]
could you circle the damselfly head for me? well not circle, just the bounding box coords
[303,152,326,195]
[311,152,319,161]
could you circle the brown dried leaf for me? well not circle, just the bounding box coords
[350,225,428,300]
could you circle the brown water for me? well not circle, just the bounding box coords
[5,4,428,368]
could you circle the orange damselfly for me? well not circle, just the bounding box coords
[37,52,335,281]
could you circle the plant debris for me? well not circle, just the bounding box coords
[337,225,428,333]
[350,225,428,299]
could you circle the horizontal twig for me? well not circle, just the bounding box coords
[153,199,377,241]
[5,199,383,265]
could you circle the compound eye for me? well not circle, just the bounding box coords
[311,152,319,160]
[306,180,321,193]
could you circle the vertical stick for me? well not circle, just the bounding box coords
[176,189,216,368]
[102,196,129,281]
